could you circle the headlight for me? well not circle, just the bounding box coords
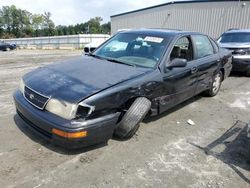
[45,98,78,120]
[76,102,95,119]
[19,79,25,93]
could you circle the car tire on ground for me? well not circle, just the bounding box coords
[114,97,151,139]
[246,70,250,77]
[204,71,223,97]
[6,47,10,51]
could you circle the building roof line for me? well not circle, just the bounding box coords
[111,0,250,18]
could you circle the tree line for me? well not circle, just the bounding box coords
[0,5,111,39]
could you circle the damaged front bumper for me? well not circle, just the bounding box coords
[13,90,120,149]
[232,56,250,74]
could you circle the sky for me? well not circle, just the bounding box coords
[0,0,178,25]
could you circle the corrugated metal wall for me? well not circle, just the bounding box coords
[111,1,250,38]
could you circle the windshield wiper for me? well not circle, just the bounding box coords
[87,54,135,67]
[105,58,135,67]
[86,53,105,60]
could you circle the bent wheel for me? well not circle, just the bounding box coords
[114,97,151,139]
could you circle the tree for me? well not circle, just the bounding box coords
[101,22,111,34]
[87,17,103,34]
[32,14,44,30]
[0,5,33,38]
[42,12,55,36]
[1,6,12,33]
[0,5,111,38]
[18,9,32,37]
[0,10,4,37]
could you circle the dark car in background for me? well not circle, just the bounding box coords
[13,29,232,148]
[0,41,16,51]
[218,29,250,76]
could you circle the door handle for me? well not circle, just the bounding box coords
[191,67,198,74]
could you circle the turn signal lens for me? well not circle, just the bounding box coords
[52,128,87,139]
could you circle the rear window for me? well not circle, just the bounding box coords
[219,32,250,43]
[192,35,214,59]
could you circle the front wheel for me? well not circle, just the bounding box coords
[5,47,10,51]
[204,71,222,97]
[114,97,151,139]
[246,69,250,77]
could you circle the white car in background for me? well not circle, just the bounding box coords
[83,41,103,54]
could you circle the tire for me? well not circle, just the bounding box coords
[6,47,10,51]
[114,97,151,139]
[246,70,250,77]
[204,71,223,97]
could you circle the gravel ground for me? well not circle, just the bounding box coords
[0,50,250,188]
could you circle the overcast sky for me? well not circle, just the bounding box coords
[0,0,179,25]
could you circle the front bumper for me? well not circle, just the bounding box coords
[13,90,120,149]
[232,56,250,74]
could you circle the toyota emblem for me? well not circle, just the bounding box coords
[29,94,34,100]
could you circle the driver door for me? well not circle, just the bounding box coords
[159,36,199,113]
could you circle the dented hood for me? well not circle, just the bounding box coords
[23,56,149,103]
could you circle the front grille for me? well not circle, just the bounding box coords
[227,48,250,55]
[24,86,49,109]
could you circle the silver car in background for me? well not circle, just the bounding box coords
[218,29,250,76]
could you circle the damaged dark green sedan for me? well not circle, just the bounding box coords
[13,29,232,148]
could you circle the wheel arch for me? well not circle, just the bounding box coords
[220,67,225,81]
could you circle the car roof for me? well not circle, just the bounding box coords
[119,28,203,37]
[224,29,250,34]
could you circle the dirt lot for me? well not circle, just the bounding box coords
[0,50,250,188]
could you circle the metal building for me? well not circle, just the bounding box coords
[111,0,250,38]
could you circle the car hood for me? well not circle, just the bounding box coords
[219,42,250,49]
[23,56,150,103]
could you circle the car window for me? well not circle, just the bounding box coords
[219,32,250,43]
[94,33,169,68]
[192,35,214,59]
[170,36,193,61]
[209,38,219,53]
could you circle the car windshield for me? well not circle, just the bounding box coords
[93,33,169,68]
[219,32,250,43]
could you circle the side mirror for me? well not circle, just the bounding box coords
[167,58,187,69]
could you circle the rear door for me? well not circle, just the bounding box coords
[191,35,221,95]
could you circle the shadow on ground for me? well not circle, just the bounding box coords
[14,114,107,155]
[189,120,250,184]
[230,72,250,78]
